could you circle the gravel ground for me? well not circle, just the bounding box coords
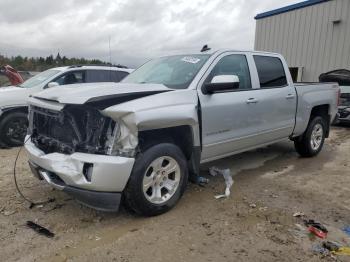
[0,126,349,262]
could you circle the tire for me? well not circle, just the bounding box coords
[0,112,28,147]
[294,116,327,157]
[124,143,188,216]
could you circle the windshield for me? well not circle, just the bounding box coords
[19,69,61,88]
[122,54,210,89]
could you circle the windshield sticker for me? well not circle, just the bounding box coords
[181,56,201,64]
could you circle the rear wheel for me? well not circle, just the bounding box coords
[124,143,188,216]
[0,112,28,147]
[294,116,326,157]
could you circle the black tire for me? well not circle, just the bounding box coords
[0,112,28,147]
[294,116,327,157]
[124,143,188,216]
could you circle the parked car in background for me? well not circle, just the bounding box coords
[25,50,339,216]
[0,65,24,86]
[337,85,350,123]
[320,69,350,124]
[0,65,133,147]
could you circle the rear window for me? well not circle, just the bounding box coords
[254,56,287,88]
[86,70,129,83]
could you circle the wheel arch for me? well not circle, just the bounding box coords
[0,106,28,124]
[138,125,201,182]
[310,104,330,137]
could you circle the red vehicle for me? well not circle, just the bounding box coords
[0,65,24,86]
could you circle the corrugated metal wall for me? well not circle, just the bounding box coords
[255,0,350,81]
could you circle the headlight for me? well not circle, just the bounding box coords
[106,120,138,157]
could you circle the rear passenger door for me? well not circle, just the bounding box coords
[252,55,296,141]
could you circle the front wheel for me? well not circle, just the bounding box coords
[124,143,188,216]
[0,112,28,147]
[294,116,326,157]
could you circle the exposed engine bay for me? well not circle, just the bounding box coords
[29,105,117,155]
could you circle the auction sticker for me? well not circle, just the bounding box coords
[181,56,200,64]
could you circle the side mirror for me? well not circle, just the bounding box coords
[202,75,239,94]
[47,82,59,88]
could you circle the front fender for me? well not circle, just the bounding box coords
[102,89,200,148]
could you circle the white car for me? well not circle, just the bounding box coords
[0,65,133,147]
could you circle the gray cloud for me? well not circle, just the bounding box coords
[0,0,299,68]
[0,0,72,23]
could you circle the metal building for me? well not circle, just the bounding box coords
[254,0,350,82]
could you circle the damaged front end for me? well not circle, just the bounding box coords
[26,103,137,211]
[29,104,137,157]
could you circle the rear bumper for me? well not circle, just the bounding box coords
[25,136,135,211]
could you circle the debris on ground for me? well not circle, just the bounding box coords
[311,242,349,259]
[196,176,209,186]
[332,247,350,256]
[323,241,341,252]
[343,226,350,237]
[304,219,328,239]
[308,225,328,239]
[311,243,329,256]
[209,167,234,199]
[26,221,55,238]
[293,212,305,217]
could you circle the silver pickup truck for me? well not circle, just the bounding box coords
[25,50,339,216]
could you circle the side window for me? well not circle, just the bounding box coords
[86,70,113,83]
[55,71,85,85]
[205,54,252,90]
[253,56,287,88]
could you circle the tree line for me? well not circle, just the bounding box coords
[0,53,127,72]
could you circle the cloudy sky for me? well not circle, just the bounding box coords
[0,0,299,67]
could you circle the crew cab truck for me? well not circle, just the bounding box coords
[0,65,133,147]
[25,50,339,216]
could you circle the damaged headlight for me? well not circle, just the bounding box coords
[106,120,138,158]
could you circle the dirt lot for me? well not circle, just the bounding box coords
[0,126,349,262]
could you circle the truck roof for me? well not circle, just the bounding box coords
[52,65,133,73]
[168,49,282,57]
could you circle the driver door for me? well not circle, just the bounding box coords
[198,53,264,162]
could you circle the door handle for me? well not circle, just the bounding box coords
[286,94,295,99]
[246,98,258,104]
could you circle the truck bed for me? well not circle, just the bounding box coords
[292,82,339,137]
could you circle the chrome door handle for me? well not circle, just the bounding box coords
[286,94,295,99]
[246,98,258,104]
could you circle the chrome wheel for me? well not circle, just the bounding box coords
[310,123,323,151]
[142,156,181,204]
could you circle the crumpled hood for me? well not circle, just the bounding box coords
[33,82,172,104]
